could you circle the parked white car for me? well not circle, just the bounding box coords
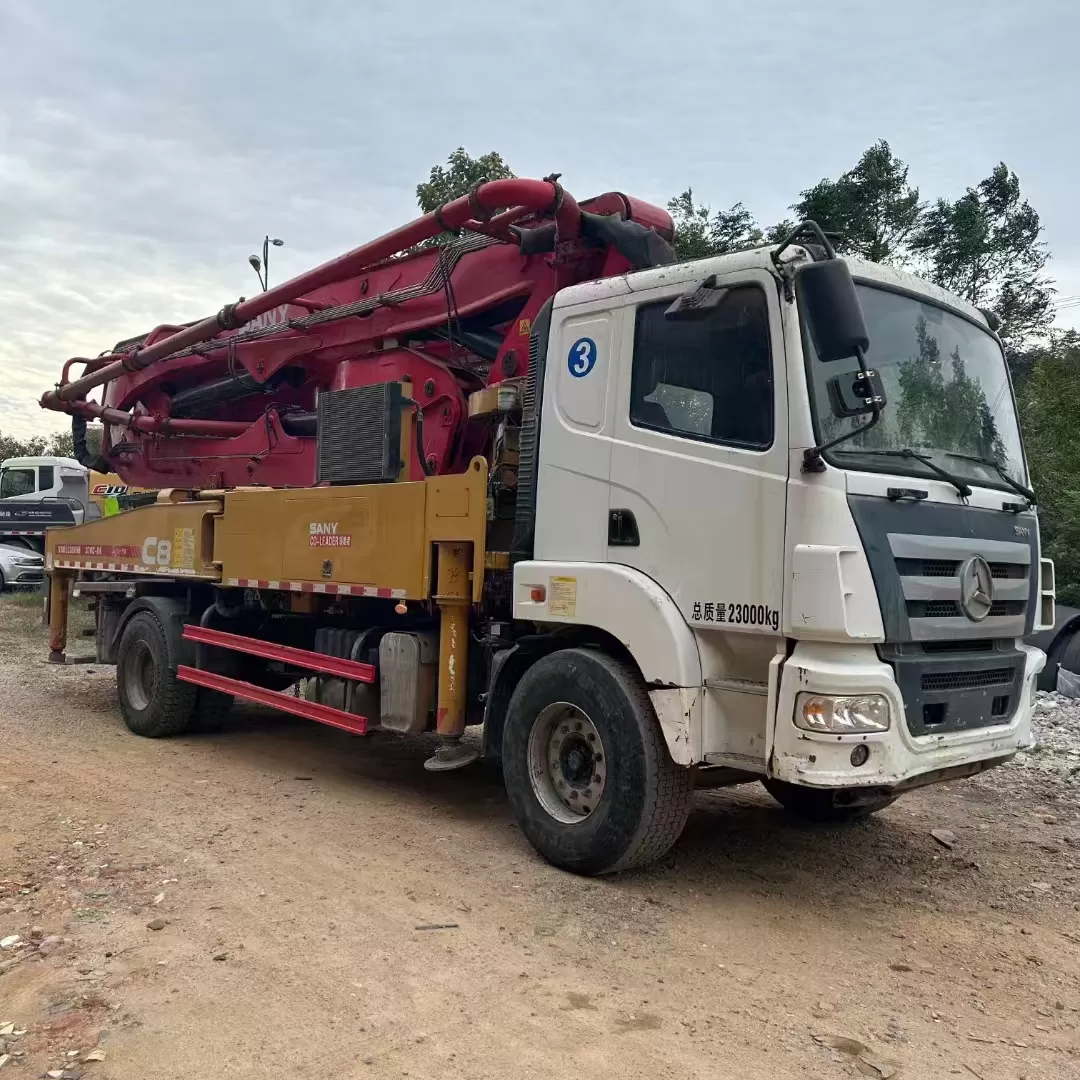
[0,540,45,591]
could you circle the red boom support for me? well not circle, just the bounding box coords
[39,178,673,490]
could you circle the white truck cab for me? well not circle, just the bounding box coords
[512,235,1050,818]
[0,456,92,550]
[0,455,86,503]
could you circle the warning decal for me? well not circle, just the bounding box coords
[548,576,577,618]
[172,527,196,570]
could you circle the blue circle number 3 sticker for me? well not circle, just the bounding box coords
[567,337,598,378]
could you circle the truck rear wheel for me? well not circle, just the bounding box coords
[116,610,198,737]
[762,779,896,823]
[502,648,693,875]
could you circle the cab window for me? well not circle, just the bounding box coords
[0,468,36,498]
[630,284,773,450]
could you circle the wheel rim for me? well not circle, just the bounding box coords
[526,702,608,825]
[125,639,157,712]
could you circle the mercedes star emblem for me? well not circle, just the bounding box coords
[958,554,994,622]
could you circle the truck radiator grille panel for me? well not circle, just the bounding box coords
[886,532,1032,641]
[907,599,1025,620]
[920,667,1015,692]
[920,638,994,653]
[895,558,1027,580]
[316,383,403,485]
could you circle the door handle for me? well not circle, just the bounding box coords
[608,509,640,547]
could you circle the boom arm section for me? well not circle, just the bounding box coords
[39,178,673,490]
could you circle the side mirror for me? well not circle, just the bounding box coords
[828,369,887,418]
[795,259,870,362]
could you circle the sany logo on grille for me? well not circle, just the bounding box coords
[309,521,351,548]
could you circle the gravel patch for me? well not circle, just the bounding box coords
[980,692,1080,813]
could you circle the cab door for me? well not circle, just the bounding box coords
[607,268,789,767]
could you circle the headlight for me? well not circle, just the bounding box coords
[12,556,42,567]
[796,693,890,734]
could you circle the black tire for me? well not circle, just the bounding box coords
[0,569,5,593]
[502,648,693,875]
[116,610,197,737]
[191,688,234,732]
[762,778,896,823]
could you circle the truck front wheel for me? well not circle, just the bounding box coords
[116,611,198,737]
[762,779,896,823]
[502,648,693,875]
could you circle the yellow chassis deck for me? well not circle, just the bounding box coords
[46,457,490,603]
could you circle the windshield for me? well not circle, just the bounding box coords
[0,468,36,499]
[806,284,1026,488]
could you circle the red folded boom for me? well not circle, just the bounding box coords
[39,177,674,490]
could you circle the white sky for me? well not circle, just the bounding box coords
[1,0,1077,439]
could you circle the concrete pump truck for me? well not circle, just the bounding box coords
[38,176,1053,874]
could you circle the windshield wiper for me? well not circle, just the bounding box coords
[833,447,972,499]
[941,451,1037,506]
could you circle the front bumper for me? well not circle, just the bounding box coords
[769,640,1043,789]
[8,568,44,585]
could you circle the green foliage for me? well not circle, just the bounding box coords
[415,147,515,215]
[0,431,48,460]
[792,141,922,264]
[0,426,102,463]
[1015,331,1080,605]
[785,149,1050,356]
[911,163,1052,356]
[666,189,765,261]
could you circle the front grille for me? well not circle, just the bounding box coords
[988,562,1027,580]
[907,599,1025,619]
[920,667,1015,692]
[916,600,962,619]
[921,639,994,653]
[896,557,958,578]
[896,558,1026,581]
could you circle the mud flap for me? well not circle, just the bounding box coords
[648,687,699,766]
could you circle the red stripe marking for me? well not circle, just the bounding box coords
[376,587,392,598]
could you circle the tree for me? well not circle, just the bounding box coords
[0,432,47,460]
[911,163,1052,356]
[791,141,922,264]
[667,189,765,261]
[0,426,102,463]
[1015,330,1080,604]
[415,147,516,214]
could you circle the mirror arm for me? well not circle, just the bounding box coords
[772,219,838,266]
[802,346,882,473]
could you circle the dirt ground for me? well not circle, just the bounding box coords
[1,593,1078,1080]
